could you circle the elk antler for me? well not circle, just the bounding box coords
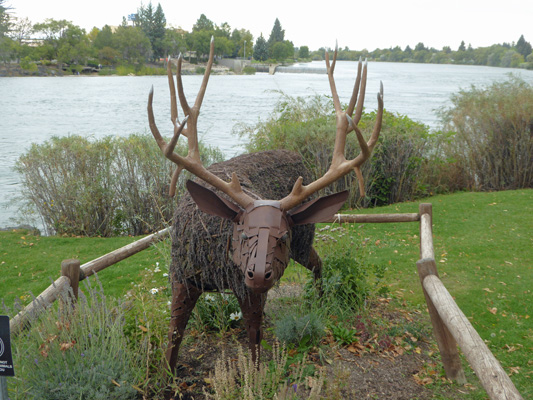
[279,43,384,211]
[148,37,255,208]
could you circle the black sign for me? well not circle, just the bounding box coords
[0,316,14,376]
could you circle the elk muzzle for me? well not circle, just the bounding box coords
[233,202,291,294]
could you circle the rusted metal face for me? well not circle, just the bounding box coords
[232,201,291,293]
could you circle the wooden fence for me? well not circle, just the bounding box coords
[7,205,523,399]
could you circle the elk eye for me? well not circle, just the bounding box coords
[241,232,248,241]
[280,233,288,242]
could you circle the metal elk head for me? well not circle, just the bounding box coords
[148,37,384,294]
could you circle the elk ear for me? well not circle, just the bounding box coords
[288,191,348,225]
[186,180,241,221]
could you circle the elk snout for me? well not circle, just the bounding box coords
[245,228,275,293]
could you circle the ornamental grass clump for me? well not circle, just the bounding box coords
[11,279,142,400]
[204,342,324,400]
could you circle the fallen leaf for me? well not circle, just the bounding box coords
[489,307,498,315]
[111,379,121,387]
[138,325,148,332]
[60,340,76,351]
[483,288,494,293]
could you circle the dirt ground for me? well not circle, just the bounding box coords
[165,285,476,400]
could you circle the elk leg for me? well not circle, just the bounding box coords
[166,281,202,375]
[305,246,323,282]
[303,246,323,295]
[237,290,266,363]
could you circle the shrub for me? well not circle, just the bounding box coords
[236,93,430,208]
[274,312,325,349]
[11,280,142,400]
[437,76,533,191]
[242,66,256,75]
[15,134,224,236]
[20,56,38,72]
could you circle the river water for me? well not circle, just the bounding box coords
[1,61,532,228]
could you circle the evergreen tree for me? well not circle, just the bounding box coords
[253,33,268,61]
[151,3,166,58]
[267,18,284,55]
[458,40,466,51]
[0,0,11,37]
[137,2,166,59]
[516,34,532,58]
[193,14,214,32]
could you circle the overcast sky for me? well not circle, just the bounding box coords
[10,0,533,51]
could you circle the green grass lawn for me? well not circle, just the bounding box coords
[0,231,170,308]
[314,189,532,397]
[1,189,531,397]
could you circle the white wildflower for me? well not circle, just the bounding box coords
[229,311,242,321]
[205,294,216,302]
[150,288,159,294]
[163,273,169,277]
[154,267,161,273]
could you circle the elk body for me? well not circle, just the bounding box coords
[148,37,384,374]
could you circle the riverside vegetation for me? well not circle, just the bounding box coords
[1,0,532,76]
[1,77,532,398]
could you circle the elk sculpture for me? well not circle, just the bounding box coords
[147,37,383,374]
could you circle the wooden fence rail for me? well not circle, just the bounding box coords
[7,207,524,398]
[9,227,171,336]
[416,203,523,400]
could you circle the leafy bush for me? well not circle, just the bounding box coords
[316,248,370,310]
[20,56,38,72]
[437,76,533,191]
[242,66,256,75]
[274,312,325,349]
[236,93,430,208]
[11,280,142,400]
[15,134,224,236]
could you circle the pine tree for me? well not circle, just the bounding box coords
[267,18,284,49]
[152,3,166,58]
[137,2,166,59]
[516,35,532,58]
[253,34,268,61]
[0,0,11,37]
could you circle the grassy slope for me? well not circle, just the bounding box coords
[1,189,531,396]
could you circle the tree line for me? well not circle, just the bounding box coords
[320,37,533,69]
[1,0,532,72]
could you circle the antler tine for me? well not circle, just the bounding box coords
[167,56,178,126]
[176,53,190,116]
[279,53,384,211]
[325,42,342,113]
[353,59,368,125]
[148,39,255,208]
[194,36,215,110]
[346,57,363,117]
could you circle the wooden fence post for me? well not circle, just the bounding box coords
[417,203,466,384]
[61,259,80,306]
[417,259,466,383]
